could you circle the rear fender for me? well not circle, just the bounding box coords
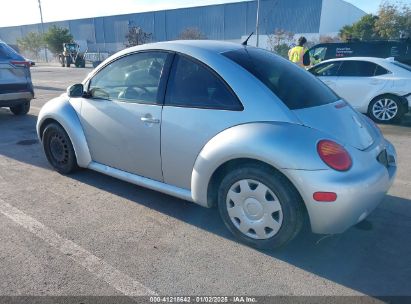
[191,122,329,207]
[36,95,91,168]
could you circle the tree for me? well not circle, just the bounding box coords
[17,32,44,59]
[267,29,294,58]
[43,25,73,55]
[125,25,152,47]
[375,2,411,39]
[178,28,206,40]
[339,14,380,41]
[338,1,411,41]
[319,35,340,43]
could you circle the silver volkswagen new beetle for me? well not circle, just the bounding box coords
[37,41,397,249]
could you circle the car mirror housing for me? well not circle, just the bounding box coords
[67,84,84,98]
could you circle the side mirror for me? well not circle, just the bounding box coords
[67,84,84,98]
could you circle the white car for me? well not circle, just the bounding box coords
[309,57,411,123]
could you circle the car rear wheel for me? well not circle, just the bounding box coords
[42,123,78,174]
[10,101,30,115]
[218,165,304,249]
[368,94,403,123]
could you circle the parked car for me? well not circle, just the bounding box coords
[309,57,411,123]
[0,40,34,115]
[308,39,411,66]
[37,41,397,249]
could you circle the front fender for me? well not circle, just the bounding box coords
[36,95,92,168]
[191,122,330,207]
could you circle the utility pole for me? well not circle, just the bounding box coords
[37,0,48,62]
[255,0,261,47]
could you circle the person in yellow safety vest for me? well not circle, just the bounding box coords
[288,36,309,68]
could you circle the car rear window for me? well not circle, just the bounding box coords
[223,47,339,110]
[0,43,22,60]
[392,61,411,72]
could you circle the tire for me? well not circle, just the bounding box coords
[368,94,404,124]
[218,165,304,250]
[42,123,78,174]
[65,56,71,68]
[10,101,30,115]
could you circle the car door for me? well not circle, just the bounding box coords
[309,61,341,92]
[79,51,172,182]
[161,54,244,189]
[334,60,388,110]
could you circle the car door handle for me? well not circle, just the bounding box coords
[141,117,160,124]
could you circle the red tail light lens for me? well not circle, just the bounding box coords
[317,140,352,171]
[10,60,30,68]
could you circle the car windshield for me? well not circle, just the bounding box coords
[223,47,339,110]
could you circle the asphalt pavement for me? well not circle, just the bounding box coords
[0,65,410,299]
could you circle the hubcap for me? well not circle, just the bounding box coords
[49,133,69,165]
[226,179,283,240]
[372,98,398,121]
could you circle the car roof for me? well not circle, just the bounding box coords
[319,57,391,65]
[112,40,244,60]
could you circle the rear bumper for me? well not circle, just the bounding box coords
[0,92,33,107]
[285,139,397,234]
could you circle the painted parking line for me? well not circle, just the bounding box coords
[0,198,157,297]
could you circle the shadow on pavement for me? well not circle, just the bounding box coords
[1,109,411,297]
[378,113,411,135]
[72,169,411,297]
[34,85,65,92]
[0,110,47,170]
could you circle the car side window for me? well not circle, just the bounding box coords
[338,61,378,77]
[309,46,327,63]
[89,52,168,104]
[374,64,389,76]
[165,55,242,110]
[309,62,341,77]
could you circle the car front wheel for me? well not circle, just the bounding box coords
[218,165,304,249]
[42,123,78,174]
[368,94,404,123]
[10,101,30,115]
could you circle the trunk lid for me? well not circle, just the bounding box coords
[293,100,375,150]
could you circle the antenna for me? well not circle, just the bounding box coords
[242,32,254,46]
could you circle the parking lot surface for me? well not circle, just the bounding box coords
[0,66,411,298]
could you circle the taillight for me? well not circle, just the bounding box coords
[10,60,30,68]
[317,140,352,171]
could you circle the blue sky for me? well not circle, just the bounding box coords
[0,0,406,27]
[344,0,389,14]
